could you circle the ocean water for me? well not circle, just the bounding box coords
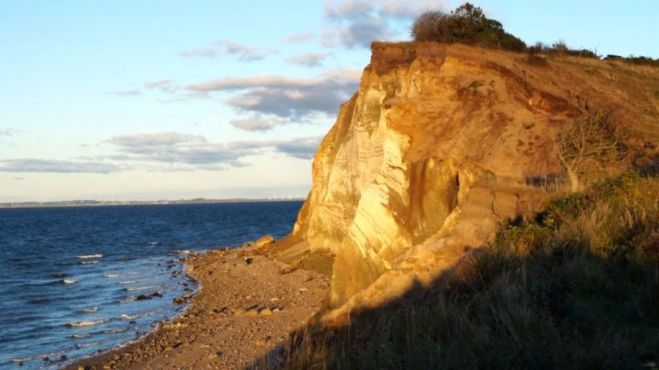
[0,201,302,369]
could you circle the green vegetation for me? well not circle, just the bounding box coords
[411,3,526,52]
[528,41,599,59]
[280,173,659,369]
[412,3,659,68]
[605,54,659,68]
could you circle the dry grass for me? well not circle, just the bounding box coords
[274,173,659,370]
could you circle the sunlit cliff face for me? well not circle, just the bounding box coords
[284,42,659,316]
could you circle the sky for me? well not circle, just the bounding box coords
[1,0,657,202]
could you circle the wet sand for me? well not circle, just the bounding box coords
[69,246,329,369]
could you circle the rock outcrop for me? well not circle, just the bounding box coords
[282,42,659,317]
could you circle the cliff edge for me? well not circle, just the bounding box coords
[277,42,659,319]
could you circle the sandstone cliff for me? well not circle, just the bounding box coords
[280,42,659,318]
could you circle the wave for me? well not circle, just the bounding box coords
[105,327,129,334]
[176,249,192,255]
[70,333,91,339]
[75,342,98,349]
[119,280,138,285]
[119,297,135,304]
[125,285,157,292]
[66,319,107,328]
[79,260,98,265]
[62,279,77,285]
[77,254,103,259]
[80,306,98,313]
[11,357,33,365]
[120,314,138,320]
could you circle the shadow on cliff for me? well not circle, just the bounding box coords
[250,172,659,370]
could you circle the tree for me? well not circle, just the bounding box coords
[557,110,625,192]
[410,2,526,52]
[411,11,444,42]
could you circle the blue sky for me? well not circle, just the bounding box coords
[1,0,657,201]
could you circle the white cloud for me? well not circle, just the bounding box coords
[0,159,120,174]
[178,40,275,62]
[108,89,142,97]
[185,70,360,119]
[284,31,315,43]
[230,116,284,132]
[144,80,178,93]
[323,0,446,48]
[287,52,331,67]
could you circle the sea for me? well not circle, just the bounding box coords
[0,201,302,369]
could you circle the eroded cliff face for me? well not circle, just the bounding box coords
[285,42,659,314]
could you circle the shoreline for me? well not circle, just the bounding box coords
[68,244,329,369]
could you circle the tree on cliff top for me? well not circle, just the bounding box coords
[411,3,526,52]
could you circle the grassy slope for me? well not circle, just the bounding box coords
[280,173,658,370]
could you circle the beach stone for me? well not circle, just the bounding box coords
[245,309,258,317]
[259,308,272,316]
[254,235,274,248]
[232,308,245,316]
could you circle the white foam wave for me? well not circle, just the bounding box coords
[80,260,98,265]
[66,319,107,328]
[119,297,135,304]
[12,357,33,364]
[120,314,138,320]
[71,333,91,339]
[119,280,138,285]
[126,285,157,292]
[75,342,98,349]
[176,249,192,255]
[77,254,103,259]
[105,328,129,334]
[62,279,77,285]
[80,306,98,313]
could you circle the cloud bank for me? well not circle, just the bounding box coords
[186,70,360,119]
[287,52,331,67]
[178,40,275,62]
[0,159,119,174]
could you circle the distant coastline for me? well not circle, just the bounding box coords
[0,197,305,209]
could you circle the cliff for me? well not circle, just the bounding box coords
[278,42,659,318]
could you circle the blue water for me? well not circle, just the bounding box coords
[0,201,302,369]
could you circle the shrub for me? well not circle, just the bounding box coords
[529,39,599,59]
[605,54,659,67]
[526,54,548,66]
[556,110,627,192]
[411,3,526,52]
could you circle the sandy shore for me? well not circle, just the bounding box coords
[68,245,329,370]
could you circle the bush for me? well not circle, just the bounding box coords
[605,54,659,67]
[529,40,599,59]
[411,3,526,52]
